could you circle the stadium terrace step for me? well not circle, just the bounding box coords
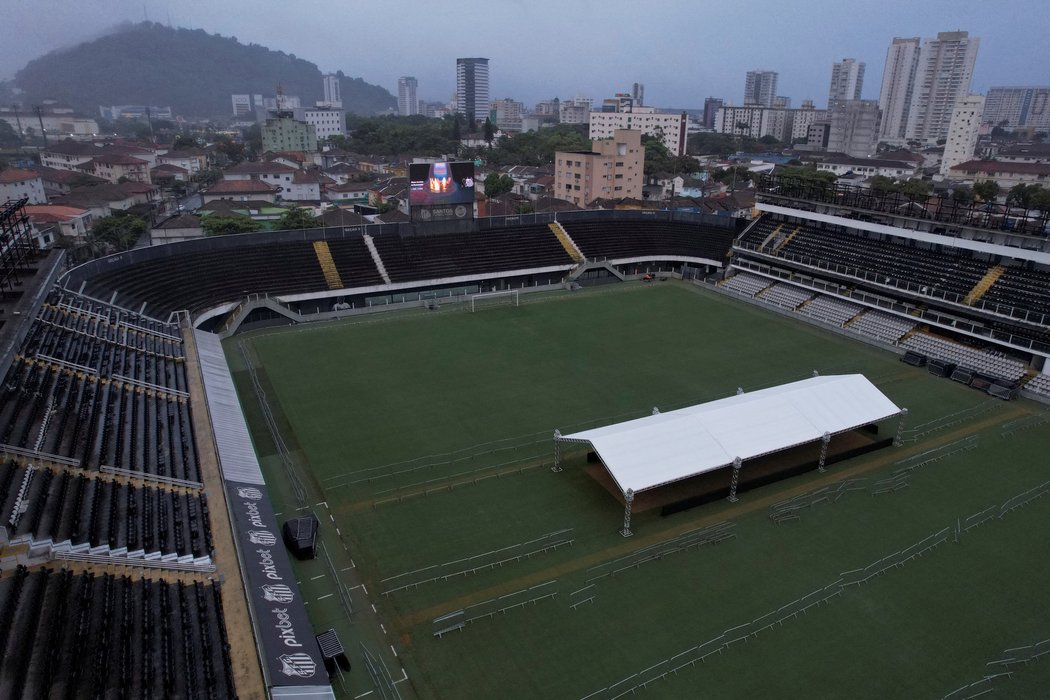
[548,222,584,263]
[964,265,1007,306]
[312,240,344,290]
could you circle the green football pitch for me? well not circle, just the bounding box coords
[227,282,1050,699]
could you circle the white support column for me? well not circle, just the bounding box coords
[894,408,909,447]
[728,457,742,503]
[818,431,831,473]
[552,429,562,472]
[620,489,634,537]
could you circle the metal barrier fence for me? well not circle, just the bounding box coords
[360,643,403,700]
[384,529,574,595]
[769,478,869,523]
[432,580,559,637]
[585,522,735,584]
[580,476,1050,699]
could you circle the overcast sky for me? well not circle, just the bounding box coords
[5,0,1049,110]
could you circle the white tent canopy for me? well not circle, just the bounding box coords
[559,374,902,495]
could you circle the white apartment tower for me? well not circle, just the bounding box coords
[398,77,419,116]
[905,31,980,144]
[878,37,922,142]
[828,59,865,104]
[322,74,342,108]
[456,58,490,123]
[744,71,778,107]
[940,95,985,176]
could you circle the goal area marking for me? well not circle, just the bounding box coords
[470,290,520,312]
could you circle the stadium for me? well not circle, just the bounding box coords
[1,175,1049,699]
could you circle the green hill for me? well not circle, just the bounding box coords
[15,22,396,118]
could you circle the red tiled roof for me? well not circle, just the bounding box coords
[224,161,297,175]
[24,204,89,222]
[0,168,41,184]
[206,179,278,194]
[950,160,1050,175]
[90,153,150,166]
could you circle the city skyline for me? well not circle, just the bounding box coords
[4,0,1049,112]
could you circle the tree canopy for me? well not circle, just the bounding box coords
[331,115,459,157]
[483,172,514,198]
[470,125,590,168]
[972,180,1001,203]
[275,207,317,230]
[91,214,146,252]
[202,214,260,236]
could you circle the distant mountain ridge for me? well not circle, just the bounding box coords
[14,22,396,118]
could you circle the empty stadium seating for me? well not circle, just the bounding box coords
[372,225,574,283]
[0,461,213,563]
[900,333,1027,381]
[82,241,337,317]
[0,291,198,482]
[562,220,734,263]
[1025,373,1050,399]
[797,295,863,327]
[845,310,917,344]
[0,567,235,698]
[722,271,770,297]
[758,283,813,310]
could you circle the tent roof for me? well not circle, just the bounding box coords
[559,374,901,494]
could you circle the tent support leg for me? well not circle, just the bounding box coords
[728,457,742,503]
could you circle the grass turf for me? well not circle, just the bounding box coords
[230,282,1050,699]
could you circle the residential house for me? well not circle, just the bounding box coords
[222,161,297,192]
[40,140,99,171]
[946,160,1050,190]
[0,168,47,204]
[31,165,107,196]
[151,213,204,245]
[324,181,371,205]
[157,147,209,175]
[323,162,364,185]
[202,179,279,204]
[150,164,190,185]
[80,153,152,184]
[52,182,160,220]
[283,170,327,202]
[23,204,92,243]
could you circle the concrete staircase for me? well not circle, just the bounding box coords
[963,265,1007,305]
[549,222,585,262]
[312,240,344,290]
[771,226,802,253]
[363,234,392,285]
[758,223,784,252]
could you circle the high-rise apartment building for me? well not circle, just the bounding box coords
[321,74,342,108]
[398,77,419,116]
[632,83,645,106]
[588,102,687,156]
[905,31,980,144]
[878,37,922,142]
[456,58,490,123]
[493,98,524,132]
[555,129,643,207]
[702,97,724,129]
[940,95,984,176]
[828,59,865,104]
[744,71,778,107]
[825,100,881,157]
[983,86,1050,131]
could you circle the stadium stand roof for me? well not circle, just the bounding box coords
[559,374,901,494]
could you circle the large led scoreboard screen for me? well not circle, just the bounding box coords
[409,161,476,222]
